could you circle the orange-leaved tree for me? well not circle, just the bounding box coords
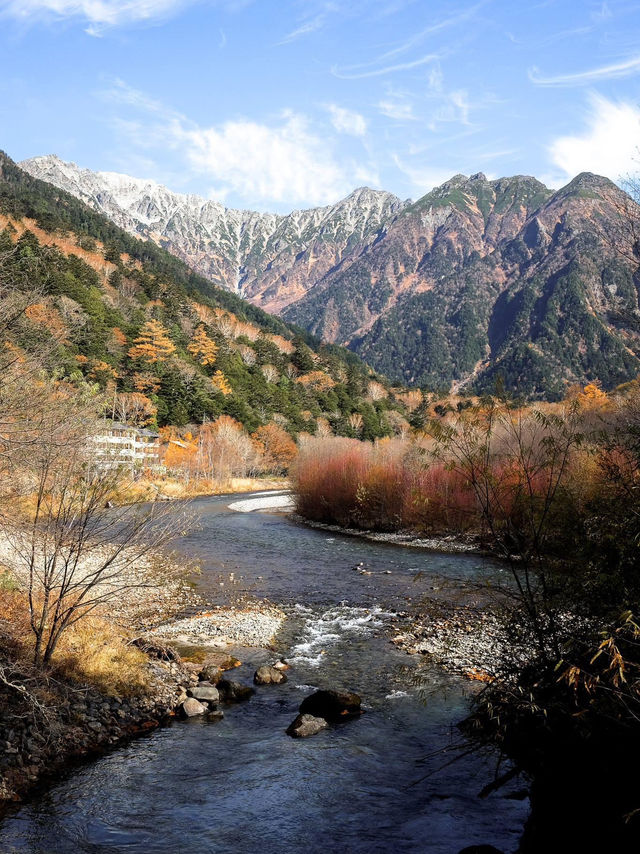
[187,325,219,366]
[210,370,232,395]
[128,319,176,364]
[252,423,297,473]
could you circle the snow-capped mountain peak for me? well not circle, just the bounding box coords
[20,155,406,307]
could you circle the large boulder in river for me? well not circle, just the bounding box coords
[286,714,328,738]
[217,679,255,703]
[179,698,207,718]
[254,665,288,685]
[188,684,220,703]
[299,690,362,721]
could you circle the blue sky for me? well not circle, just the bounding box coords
[1,0,639,212]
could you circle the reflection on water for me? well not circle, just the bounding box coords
[0,493,528,853]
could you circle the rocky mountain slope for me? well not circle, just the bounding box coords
[20,155,405,314]
[22,156,640,398]
[285,171,640,397]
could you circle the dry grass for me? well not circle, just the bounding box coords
[52,618,150,697]
[0,574,149,697]
[0,582,31,661]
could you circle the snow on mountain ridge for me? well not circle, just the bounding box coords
[20,154,407,307]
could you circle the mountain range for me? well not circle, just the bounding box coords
[21,155,640,398]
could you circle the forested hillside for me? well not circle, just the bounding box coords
[0,151,403,436]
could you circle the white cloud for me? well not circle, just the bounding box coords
[332,2,484,78]
[429,89,470,127]
[332,52,440,80]
[548,94,640,182]
[178,112,351,205]
[0,0,194,34]
[103,81,354,207]
[529,55,640,86]
[378,99,415,121]
[326,104,367,136]
[278,12,326,44]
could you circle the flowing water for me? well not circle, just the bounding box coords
[0,493,529,853]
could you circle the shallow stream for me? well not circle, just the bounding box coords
[0,493,528,853]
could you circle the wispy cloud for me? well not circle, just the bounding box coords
[424,65,471,128]
[103,78,171,114]
[101,80,356,207]
[276,1,340,45]
[351,2,484,67]
[378,99,416,121]
[326,104,367,136]
[332,52,441,80]
[331,1,483,79]
[0,0,198,34]
[278,12,326,44]
[529,54,640,86]
[548,93,640,182]
[428,89,471,127]
[474,146,519,162]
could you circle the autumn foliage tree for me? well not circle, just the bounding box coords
[187,325,219,366]
[210,370,232,395]
[197,416,260,480]
[128,319,176,364]
[114,392,157,427]
[252,423,297,473]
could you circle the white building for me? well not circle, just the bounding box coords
[92,420,160,470]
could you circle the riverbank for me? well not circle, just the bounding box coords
[291,514,483,554]
[389,601,520,680]
[115,476,290,504]
[0,643,194,808]
[0,564,287,812]
[389,598,594,684]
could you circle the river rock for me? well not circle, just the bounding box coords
[207,710,224,723]
[188,684,220,703]
[458,847,504,854]
[254,665,288,685]
[286,714,328,738]
[299,690,362,721]
[179,698,207,718]
[202,652,241,671]
[198,665,223,684]
[217,680,255,703]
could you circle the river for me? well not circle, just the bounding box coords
[0,492,529,853]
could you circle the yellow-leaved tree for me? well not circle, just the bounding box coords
[187,325,219,366]
[211,370,232,395]
[128,319,176,364]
